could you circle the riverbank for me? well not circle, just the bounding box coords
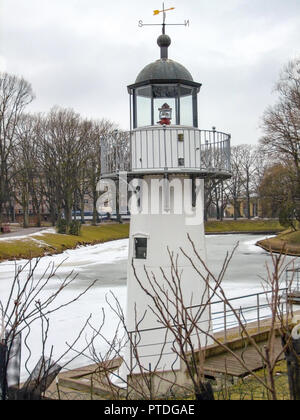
[0,219,284,262]
[205,219,283,234]
[0,224,130,261]
[256,229,300,257]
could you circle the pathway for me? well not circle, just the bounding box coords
[0,227,51,240]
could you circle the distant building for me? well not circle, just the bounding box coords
[225,195,262,219]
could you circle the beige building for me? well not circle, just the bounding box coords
[225,195,262,219]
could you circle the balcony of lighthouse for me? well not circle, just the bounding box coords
[100,126,231,180]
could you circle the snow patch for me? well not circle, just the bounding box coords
[0,227,56,242]
[243,235,276,253]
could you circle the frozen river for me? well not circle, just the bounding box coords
[0,233,296,380]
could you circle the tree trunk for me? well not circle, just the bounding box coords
[0,342,8,400]
[33,204,41,227]
[22,200,29,228]
[80,197,85,225]
[233,197,239,220]
[50,205,56,226]
[64,201,72,226]
[283,335,300,400]
[116,180,122,224]
[32,198,41,227]
[23,211,29,228]
[195,382,215,401]
[204,207,208,222]
[246,189,251,219]
[36,211,41,228]
[92,202,98,225]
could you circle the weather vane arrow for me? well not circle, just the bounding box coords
[153,6,175,16]
[138,2,189,34]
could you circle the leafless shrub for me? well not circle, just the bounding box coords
[0,258,98,400]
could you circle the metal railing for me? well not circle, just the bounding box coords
[286,266,300,294]
[205,288,291,341]
[127,288,292,371]
[101,127,231,177]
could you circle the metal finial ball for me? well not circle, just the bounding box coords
[157,34,171,48]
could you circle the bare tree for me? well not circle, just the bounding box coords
[239,145,260,219]
[116,239,297,400]
[100,128,130,222]
[0,258,98,400]
[86,120,116,225]
[86,295,171,400]
[11,114,45,227]
[225,146,245,219]
[259,162,297,223]
[0,73,35,223]
[40,107,91,226]
[204,178,229,220]
[261,57,300,205]
[180,237,297,400]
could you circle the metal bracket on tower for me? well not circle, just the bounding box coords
[163,174,170,213]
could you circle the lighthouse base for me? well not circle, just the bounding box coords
[124,212,212,375]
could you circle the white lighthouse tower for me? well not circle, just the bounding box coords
[101,12,231,379]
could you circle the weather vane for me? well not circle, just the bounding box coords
[138,2,189,35]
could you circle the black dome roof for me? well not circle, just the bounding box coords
[135,58,194,84]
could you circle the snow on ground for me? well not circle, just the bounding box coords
[243,235,276,253]
[0,239,129,380]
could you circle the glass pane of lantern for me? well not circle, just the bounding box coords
[180,85,193,127]
[137,96,151,127]
[136,86,152,127]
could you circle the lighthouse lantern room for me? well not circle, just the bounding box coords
[128,33,200,130]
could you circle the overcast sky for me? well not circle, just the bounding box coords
[0,0,300,145]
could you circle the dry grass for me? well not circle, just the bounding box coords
[0,224,130,261]
[215,360,289,400]
[205,219,284,234]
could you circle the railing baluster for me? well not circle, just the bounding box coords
[146,129,149,169]
[224,302,227,343]
[257,293,260,333]
[129,332,133,373]
[152,128,155,169]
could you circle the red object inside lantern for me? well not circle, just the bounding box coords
[157,103,172,125]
